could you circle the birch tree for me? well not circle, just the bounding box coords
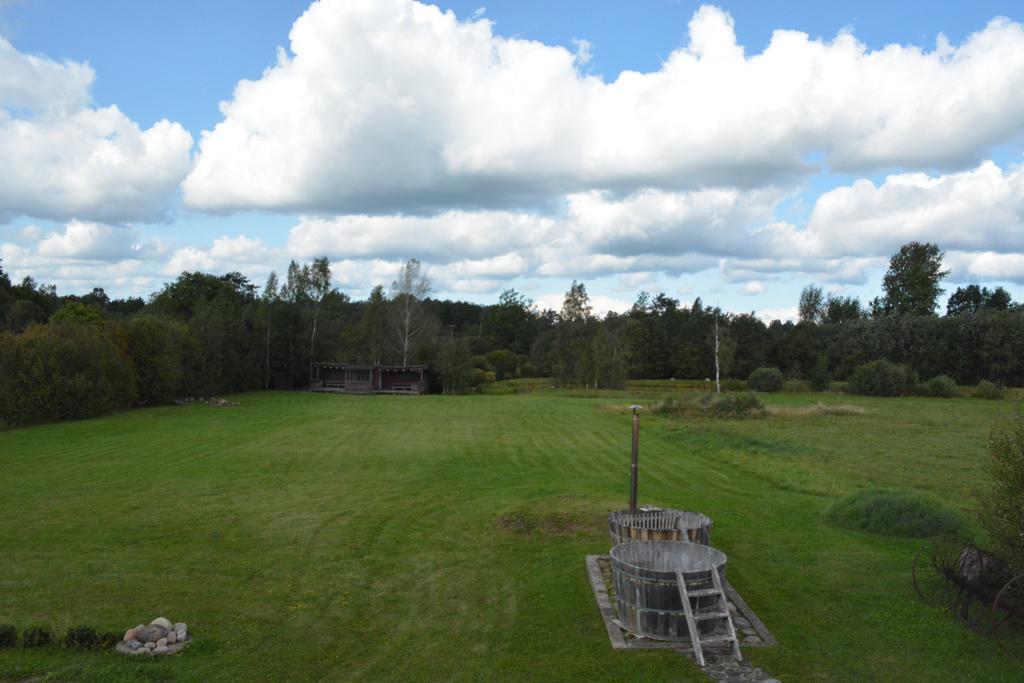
[307,257,332,371]
[262,271,278,388]
[390,258,432,366]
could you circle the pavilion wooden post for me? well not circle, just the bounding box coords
[629,405,642,513]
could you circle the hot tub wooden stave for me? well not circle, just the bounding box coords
[608,508,713,546]
[610,540,728,641]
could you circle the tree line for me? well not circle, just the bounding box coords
[1,240,1022,425]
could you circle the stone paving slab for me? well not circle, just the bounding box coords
[585,554,782,682]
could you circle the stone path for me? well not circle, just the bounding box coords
[585,555,783,682]
[697,649,780,682]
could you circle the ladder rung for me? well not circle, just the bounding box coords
[693,611,729,621]
[686,588,720,597]
[699,634,737,645]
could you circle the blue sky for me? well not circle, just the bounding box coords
[2,0,1023,318]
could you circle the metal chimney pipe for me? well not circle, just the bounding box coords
[629,405,642,512]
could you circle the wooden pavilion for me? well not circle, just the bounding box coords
[310,362,430,395]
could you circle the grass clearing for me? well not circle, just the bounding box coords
[0,391,1021,681]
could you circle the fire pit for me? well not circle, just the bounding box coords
[610,540,728,641]
[608,507,713,546]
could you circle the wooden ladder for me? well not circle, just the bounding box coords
[675,569,743,668]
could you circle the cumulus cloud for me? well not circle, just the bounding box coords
[0,37,193,223]
[751,161,1024,260]
[756,306,799,323]
[1,226,153,295]
[281,155,1024,288]
[0,36,93,111]
[36,220,150,261]
[185,0,1024,215]
[163,235,272,276]
[945,251,1024,284]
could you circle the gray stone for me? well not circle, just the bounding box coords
[128,640,142,650]
[744,635,762,644]
[153,645,170,655]
[157,637,168,647]
[145,641,156,650]
[167,631,177,644]
[135,623,146,631]
[150,617,173,631]
[173,622,187,634]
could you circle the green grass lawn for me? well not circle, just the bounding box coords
[0,390,1020,681]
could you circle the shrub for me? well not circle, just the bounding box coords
[21,625,52,648]
[64,625,100,649]
[808,353,832,391]
[926,375,960,398]
[0,324,138,425]
[973,380,1005,400]
[848,360,918,397]
[747,367,784,393]
[125,315,201,404]
[0,624,16,648]
[97,631,121,649]
[650,393,766,420]
[826,489,967,538]
[978,414,1024,572]
[703,392,766,418]
[50,302,104,326]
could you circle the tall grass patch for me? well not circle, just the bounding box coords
[826,489,967,538]
[649,392,766,419]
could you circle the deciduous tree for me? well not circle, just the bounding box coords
[873,242,948,316]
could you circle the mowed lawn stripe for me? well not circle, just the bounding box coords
[0,391,1020,681]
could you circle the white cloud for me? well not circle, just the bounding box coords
[288,211,552,262]
[0,36,93,111]
[184,1,1024,214]
[36,220,148,261]
[280,155,1024,287]
[163,235,272,276]
[0,37,193,223]
[795,160,1024,258]
[533,291,633,317]
[945,251,1024,284]
[756,306,799,323]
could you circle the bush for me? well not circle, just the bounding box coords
[973,380,1005,400]
[64,625,100,649]
[826,489,967,538]
[0,624,16,648]
[21,625,52,648]
[649,392,765,420]
[0,324,138,425]
[720,378,747,392]
[783,379,811,393]
[979,414,1024,572]
[126,315,201,404]
[848,360,918,397]
[97,631,120,649]
[808,353,832,391]
[747,367,783,393]
[925,375,960,398]
[701,392,766,418]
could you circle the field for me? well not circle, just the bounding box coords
[0,390,1020,681]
